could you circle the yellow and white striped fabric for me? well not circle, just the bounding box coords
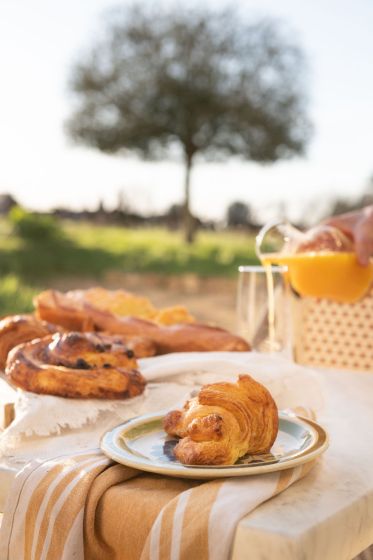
[0,446,315,560]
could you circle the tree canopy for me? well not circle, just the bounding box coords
[66,3,311,242]
[227,201,251,228]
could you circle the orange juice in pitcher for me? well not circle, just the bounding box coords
[256,221,373,303]
[256,221,373,370]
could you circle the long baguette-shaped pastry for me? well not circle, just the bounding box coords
[34,289,250,353]
[163,375,278,465]
[86,314,250,353]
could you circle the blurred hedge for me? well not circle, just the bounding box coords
[0,275,38,316]
[9,206,63,242]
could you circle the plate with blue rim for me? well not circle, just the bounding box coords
[101,411,328,479]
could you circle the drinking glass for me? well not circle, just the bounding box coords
[236,265,289,353]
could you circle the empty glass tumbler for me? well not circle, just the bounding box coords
[236,265,289,353]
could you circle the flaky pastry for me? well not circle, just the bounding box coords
[34,288,250,353]
[5,331,146,399]
[34,287,194,329]
[164,375,278,465]
[0,314,61,370]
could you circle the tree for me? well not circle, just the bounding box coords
[66,3,311,243]
[227,201,251,228]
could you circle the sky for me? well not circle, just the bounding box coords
[0,0,373,223]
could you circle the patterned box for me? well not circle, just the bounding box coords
[291,288,373,371]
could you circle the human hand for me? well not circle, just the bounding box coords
[325,205,373,266]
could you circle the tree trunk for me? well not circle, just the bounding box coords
[183,152,195,244]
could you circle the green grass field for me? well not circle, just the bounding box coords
[0,219,259,315]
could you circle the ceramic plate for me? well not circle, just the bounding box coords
[101,411,328,479]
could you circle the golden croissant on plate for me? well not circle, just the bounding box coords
[5,331,146,399]
[163,375,278,465]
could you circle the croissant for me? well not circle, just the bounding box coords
[163,375,278,465]
[34,288,194,330]
[0,314,61,370]
[34,288,250,353]
[5,331,146,399]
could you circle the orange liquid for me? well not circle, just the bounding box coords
[262,252,373,303]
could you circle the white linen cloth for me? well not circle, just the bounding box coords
[1,352,371,560]
[0,352,323,458]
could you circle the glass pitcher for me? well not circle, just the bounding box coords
[255,221,372,303]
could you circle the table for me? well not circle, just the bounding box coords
[1,367,373,559]
[232,369,373,559]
